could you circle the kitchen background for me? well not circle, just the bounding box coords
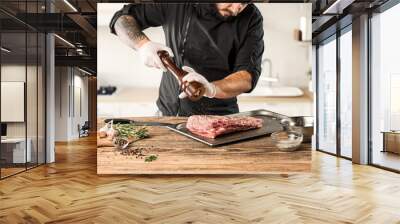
[97,3,313,118]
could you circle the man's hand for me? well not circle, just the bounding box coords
[179,66,217,99]
[114,15,173,71]
[179,68,252,99]
[179,67,253,99]
[137,41,174,71]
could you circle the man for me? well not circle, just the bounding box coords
[110,3,264,116]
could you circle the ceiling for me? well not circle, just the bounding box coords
[0,0,97,74]
[311,0,390,43]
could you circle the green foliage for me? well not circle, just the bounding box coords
[113,124,149,139]
[135,127,150,139]
[144,155,158,162]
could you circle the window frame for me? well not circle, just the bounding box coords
[315,23,353,161]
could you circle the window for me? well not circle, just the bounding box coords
[0,1,47,179]
[316,25,353,159]
[317,36,337,154]
[339,28,352,158]
[370,2,400,171]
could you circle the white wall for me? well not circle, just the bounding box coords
[97,3,312,89]
[256,3,312,88]
[72,74,89,138]
[1,65,38,138]
[54,67,89,141]
[1,64,46,163]
[55,67,69,141]
[1,65,27,140]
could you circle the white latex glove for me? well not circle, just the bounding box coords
[137,41,174,72]
[179,66,217,99]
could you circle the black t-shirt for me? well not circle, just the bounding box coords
[110,3,264,116]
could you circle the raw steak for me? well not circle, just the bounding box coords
[186,115,263,138]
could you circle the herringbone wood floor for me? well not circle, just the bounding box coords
[1,136,400,224]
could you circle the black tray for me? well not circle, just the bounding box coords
[166,109,290,147]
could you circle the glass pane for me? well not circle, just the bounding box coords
[317,37,337,154]
[340,29,352,158]
[38,32,45,165]
[371,3,400,171]
[27,31,38,169]
[0,1,46,178]
[26,0,41,170]
[1,31,28,177]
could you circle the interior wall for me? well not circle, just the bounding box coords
[256,3,312,88]
[72,73,89,138]
[54,67,89,141]
[1,65,39,138]
[55,66,70,141]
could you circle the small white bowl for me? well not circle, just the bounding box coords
[271,127,303,152]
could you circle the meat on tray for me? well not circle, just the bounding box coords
[186,115,263,139]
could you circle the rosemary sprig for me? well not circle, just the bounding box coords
[113,124,149,139]
[144,155,158,162]
[135,127,149,139]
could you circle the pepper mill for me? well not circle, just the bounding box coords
[157,50,206,101]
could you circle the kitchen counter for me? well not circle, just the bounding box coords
[238,89,314,117]
[98,87,314,117]
[97,117,311,174]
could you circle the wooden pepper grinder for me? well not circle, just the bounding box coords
[157,50,206,101]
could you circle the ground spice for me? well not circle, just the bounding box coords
[119,147,148,158]
[117,146,158,162]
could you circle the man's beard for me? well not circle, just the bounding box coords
[212,4,236,21]
[196,4,236,21]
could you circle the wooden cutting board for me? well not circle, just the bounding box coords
[97,117,312,174]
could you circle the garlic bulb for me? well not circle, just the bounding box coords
[99,120,115,138]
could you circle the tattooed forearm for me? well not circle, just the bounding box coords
[115,15,150,50]
[212,70,252,99]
